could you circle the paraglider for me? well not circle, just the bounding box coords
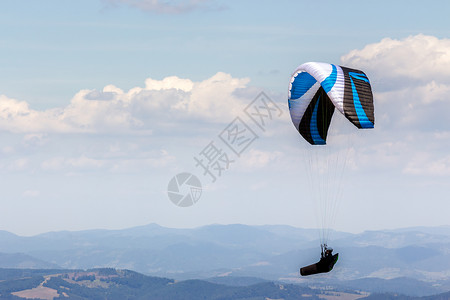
[288,62,374,276]
[300,245,338,276]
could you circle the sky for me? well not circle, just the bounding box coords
[1,0,450,236]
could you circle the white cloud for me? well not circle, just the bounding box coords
[373,84,450,131]
[187,72,250,119]
[8,158,29,171]
[23,133,48,147]
[0,95,66,133]
[0,73,251,135]
[109,155,176,172]
[2,146,15,154]
[341,34,450,90]
[144,76,194,92]
[41,156,107,172]
[404,153,450,176]
[341,35,450,130]
[40,157,66,171]
[238,149,283,171]
[40,150,176,173]
[340,34,450,176]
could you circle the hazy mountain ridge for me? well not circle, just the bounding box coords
[1,224,450,296]
[1,268,450,300]
[0,253,59,269]
[0,268,337,300]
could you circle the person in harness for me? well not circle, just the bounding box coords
[300,244,339,276]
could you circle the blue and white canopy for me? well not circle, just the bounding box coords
[288,62,374,145]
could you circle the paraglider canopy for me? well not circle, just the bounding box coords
[288,62,374,145]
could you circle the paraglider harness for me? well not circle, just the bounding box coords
[299,244,339,276]
[317,244,338,272]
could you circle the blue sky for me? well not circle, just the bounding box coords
[1,0,450,236]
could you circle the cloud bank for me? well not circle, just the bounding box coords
[341,34,450,176]
[0,72,250,135]
[342,34,450,90]
[1,34,449,177]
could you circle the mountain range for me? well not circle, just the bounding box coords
[1,223,450,297]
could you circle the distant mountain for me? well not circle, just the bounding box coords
[422,290,450,300]
[0,224,450,296]
[1,268,450,300]
[0,252,59,269]
[335,229,450,248]
[0,268,340,300]
[363,290,450,300]
[204,276,269,286]
[0,223,321,278]
[340,277,439,297]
